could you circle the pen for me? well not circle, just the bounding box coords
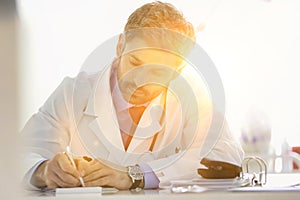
[65,146,86,187]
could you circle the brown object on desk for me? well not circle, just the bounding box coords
[198,158,242,179]
[292,146,300,170]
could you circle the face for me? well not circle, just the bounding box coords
[116,35,185,105]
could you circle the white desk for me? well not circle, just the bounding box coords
[23,173,300,200]
[22,190,300,200]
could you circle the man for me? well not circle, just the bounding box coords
[22,1,243,190]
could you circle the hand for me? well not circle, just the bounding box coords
[77,158,132,190]
[31,153,82,188]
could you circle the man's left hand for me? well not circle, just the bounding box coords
[77,158,132,190]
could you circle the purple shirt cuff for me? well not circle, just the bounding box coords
[138,163,160,189]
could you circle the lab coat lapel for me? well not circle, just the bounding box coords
[84,64,126,164]
[126,93,164,154]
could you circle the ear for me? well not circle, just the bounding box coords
[116,34,125,58]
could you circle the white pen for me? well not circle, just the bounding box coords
[65,146,86,187]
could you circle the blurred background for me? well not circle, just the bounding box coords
[13,0,300,172]
[0,1,20,199]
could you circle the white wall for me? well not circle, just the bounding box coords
[17,0,300,150]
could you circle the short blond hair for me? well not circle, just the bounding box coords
[124,1,195,41]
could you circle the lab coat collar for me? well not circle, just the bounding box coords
[83,64,125,163]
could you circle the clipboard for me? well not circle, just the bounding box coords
[240,156,267,187]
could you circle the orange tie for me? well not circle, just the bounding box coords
[129,106,146,126]
[121,106,146,150]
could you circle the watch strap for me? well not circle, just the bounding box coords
[129,178,143,190]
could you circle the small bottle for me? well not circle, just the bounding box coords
[281,139,293,172]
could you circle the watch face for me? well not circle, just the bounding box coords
[128,166,144,180]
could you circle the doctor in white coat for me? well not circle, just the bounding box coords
[22,2,243,190]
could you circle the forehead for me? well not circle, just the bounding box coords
[123,38,184,66]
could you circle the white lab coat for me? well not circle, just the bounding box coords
[22,64,244,187]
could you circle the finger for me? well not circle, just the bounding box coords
[83,169,110,182]
[51,172,73,188]
[54,162,80,186]
[44,171,59,189]
[57,153,80,178]
[82,161,105,176]
[46,167,69,188]
[47,162,79,188]
[47,180,59,189]
[85,176,110,187]
[76,158,91,176]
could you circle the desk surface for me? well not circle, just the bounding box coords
[23,173,300,200]
[22,190,300,200]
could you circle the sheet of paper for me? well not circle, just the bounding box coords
[229,173,300,192]
[229,186,300,192]
[264,173,300,187]
[169,177,249,189]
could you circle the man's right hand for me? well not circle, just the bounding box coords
[31,153,82,188]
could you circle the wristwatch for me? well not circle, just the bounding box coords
[128,165,144,190]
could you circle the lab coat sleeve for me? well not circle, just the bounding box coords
[21,76,76,187]
[22,158,47,190]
